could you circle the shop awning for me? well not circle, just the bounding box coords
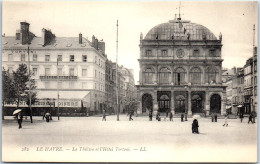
[37,91,90,100]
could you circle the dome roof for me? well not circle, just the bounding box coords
[144,19,217,40]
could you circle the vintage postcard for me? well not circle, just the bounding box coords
[1,1,258,162]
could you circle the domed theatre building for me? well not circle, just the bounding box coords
[136,17,226,116]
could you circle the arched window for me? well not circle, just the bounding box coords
[159,67,171,84]
[206,67,218,83]
[143,67,154,84]
[190,67,201,84]
[174,67,186,85]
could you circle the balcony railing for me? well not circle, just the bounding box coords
[40,75,77,80]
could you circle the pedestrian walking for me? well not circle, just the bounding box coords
[192,119,199,134]
[248,113,253,124]
[156,112,161,121]
[181,113,184,122]
[251,111,256,123]
[149,111,153,121]
[239,113,244,123]
[214,113,218,122]
[211,113,214,122]
[102,109,106,121]
[169,111,173,121]
[164,111,168,121]
[185,113,188,121]
[129,111,134,121]
[16,112,23,129]
[45,113,50,122]
[223,114,228,127]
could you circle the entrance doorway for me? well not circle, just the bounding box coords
[175,95,186,113]
[191,92,205,113]
[210,94,221,114]
[142,94,153,113]
[157,91,171,113]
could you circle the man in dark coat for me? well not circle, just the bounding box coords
[149,111,153,121]
[45,113,50,122]
[129,110,134,121]
[192,119,199,134]
[251,111,256,123]
[156,112,161,121]
[181,113,184,122]
[239,113,244,123]
[214,113,218,122]
[16,113,23,129]
[211,113,214,122]
[102,109,106,121]
[248,113,253,124]
[185,113,188,121]
[169,111,173,121]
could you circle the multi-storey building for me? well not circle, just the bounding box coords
[120,67,137,113]
[109,63,137,114]
[2,22,107,116]
[105,59,116,114]
[231,67,243,114]
[244,46,257,114]
[136,17,226,115]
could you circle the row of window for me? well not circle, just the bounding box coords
[244,88,257,96]
[32,68,87,77]
[95,70,105,81]
[94,83,105,92]
[8,54,88,62]
[143,67,219,85]
[44,81,105,91]
[244,76,257,87]
[95,56,104,69]
[144,49,218,57]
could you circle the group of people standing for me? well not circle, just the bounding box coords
[153,111,173,122]
[211,113,218,122]
[240,111,257,124]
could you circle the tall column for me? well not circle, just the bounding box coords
[139,68,142,84]
[188,89,192,115]
[205,91,210,115]
[153,90,158,115]
[187,66,190,84]
[156,64,159,84]
[221,92,226,115]
[171,91,175,114]
[170,68,173,84]
[202,67,205,84]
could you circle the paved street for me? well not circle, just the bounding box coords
[2,115,257,162]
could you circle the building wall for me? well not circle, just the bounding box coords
[2,22,107,115]
[137,19,226,115]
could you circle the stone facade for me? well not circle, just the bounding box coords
[2,22,107,116]
[136,18,226,116]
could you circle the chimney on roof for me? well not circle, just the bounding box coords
[98,40,105,54]
[232,67,236,74]
[79,33,82,44]
[16,30,20,40]
[41,28,55,46]
[20,22,30,44]
[42,28,46,46]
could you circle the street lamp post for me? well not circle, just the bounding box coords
[57,58,60,120]
[27,46,33,123]
[116,20,119,121]
[252,24,255,113]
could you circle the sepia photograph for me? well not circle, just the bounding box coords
[1,0,258,162]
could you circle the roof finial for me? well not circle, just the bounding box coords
[177,1,181,21]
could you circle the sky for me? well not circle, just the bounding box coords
[2,1,258,83]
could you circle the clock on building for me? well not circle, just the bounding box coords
[176,49,185,58]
